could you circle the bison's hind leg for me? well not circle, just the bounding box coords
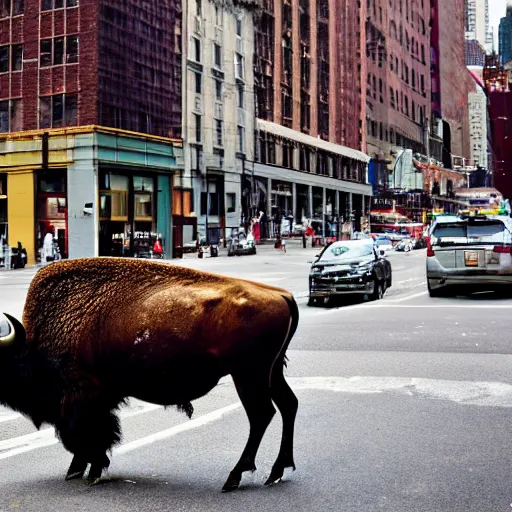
[264,364,298,486]
[222,372,276,492]
[57,402,122,484]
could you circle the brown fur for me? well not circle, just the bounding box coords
[13,258,299,488]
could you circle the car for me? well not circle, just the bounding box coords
[394,237,415,252]
[308,240,392,306]
[374,235,394,253]
[426,214,512,297]
[227,233,257,256]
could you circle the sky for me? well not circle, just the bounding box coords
[489,0,507,50]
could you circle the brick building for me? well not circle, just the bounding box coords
[433,0,473,170]
[0,0,183,263]
[0,0,181,135]
[250,0,371,239]
[366,0,432,192]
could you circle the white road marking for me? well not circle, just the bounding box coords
[115,402,242,456]
[289,376,512,407]
[0,401,163,460]
[0,411,20,423]
[388,290,428,302]
[3,376,512,461]
[354,304,512,309]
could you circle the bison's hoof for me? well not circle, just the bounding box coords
[87,477,102,487]
[65,470,86,481]
[264,465,295,486]
[221,477,240,493]
[65,456,88,481]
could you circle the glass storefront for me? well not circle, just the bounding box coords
[99,170,159,257]
[36,170,68,261]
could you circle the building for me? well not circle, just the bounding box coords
[465,0,493,51]
[0,0,183,263]
[365,0,432,197]
[432,0,473,170]
[465,39,486,67]
[499,5,512,65]
[180,0,255,246]
[467,69,489,171]
[486,55,512,199]
[250,0,371,239]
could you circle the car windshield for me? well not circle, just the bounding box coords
[431,220,512,246]
[319,243,374,261]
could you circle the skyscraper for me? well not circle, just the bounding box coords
[499,4,512,64]
[465,0,493,50]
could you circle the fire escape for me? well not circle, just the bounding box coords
[317,0,329,140]
[299,0,311,133]
[254,0,275,120]
[281,0,293,128]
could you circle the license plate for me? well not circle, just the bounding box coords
[465,251,478,266]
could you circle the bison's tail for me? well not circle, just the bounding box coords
[282,295,299,362]
[270,295,299,381]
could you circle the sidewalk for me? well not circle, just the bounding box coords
[182,238,323,260]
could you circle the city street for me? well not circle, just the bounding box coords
[1,247,512,511]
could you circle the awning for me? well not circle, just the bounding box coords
[256,119,371,164]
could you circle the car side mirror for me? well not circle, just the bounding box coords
[380,250,385,256]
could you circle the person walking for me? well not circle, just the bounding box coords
[153,238,164,259]
[42,229,55,264]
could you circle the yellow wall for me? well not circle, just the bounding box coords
[7,172,35,265]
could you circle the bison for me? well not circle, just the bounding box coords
[0,258,299,491]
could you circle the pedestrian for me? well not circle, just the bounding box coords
[42,229,55,264]
[153,238,164,259]
[281,237,287,254]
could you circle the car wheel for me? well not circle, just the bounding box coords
[428,280,446,297]
[371,280,384,301]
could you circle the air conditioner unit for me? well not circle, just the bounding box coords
[264,63,272,76]
[236,37,243,54]
[215,102,223,119]
[237,107,245,126]
[194,16,202,34]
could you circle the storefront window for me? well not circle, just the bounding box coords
[99,172,157,258]
[134,176,154,221]
[39,170,66,193]
[99,174,129,221]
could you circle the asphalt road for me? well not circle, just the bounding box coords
[1,246,512,512]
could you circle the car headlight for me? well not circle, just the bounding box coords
[310,266,322,275]
[353,263,372,274]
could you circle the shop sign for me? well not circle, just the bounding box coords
[134,231,160,239]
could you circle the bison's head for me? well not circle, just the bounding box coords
[0,313,25,346]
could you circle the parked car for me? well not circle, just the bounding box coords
[426,213,512,297]
[228,233,257,256]
[374,235,394,253]
[308,240,392,306]
[394,238,415,252]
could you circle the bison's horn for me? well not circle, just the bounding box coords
[0,313,18,345]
